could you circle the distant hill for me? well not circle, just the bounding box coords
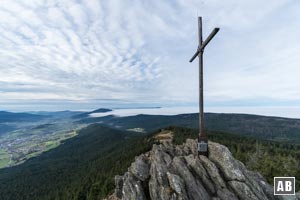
[0,111,46,123]
[30,110,84,118]
[0,111,47,135]
[3,109,300,143]
[73,108,112,119]
[78,113,300,143]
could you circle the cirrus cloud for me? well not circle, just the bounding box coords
[0,0,299,113]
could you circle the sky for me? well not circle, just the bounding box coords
[0,0,300,117]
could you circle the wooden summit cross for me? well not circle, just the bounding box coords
[189,17,219,156]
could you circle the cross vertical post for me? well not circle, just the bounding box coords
[198,17,206,156]
[189,17,219,156]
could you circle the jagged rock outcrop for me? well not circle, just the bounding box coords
[106,139,300,200]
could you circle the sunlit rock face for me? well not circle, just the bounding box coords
[106,139,300,200]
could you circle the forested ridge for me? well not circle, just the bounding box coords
[0,124,299,199]
[0,125,155,200]
[77,113,300,143]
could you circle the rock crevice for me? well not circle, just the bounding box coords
[107,139,299,200]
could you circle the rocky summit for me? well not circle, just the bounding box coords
[106,139,300,200]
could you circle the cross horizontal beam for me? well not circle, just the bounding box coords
[189,27,220,63]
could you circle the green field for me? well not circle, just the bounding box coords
[0,149,10,168]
